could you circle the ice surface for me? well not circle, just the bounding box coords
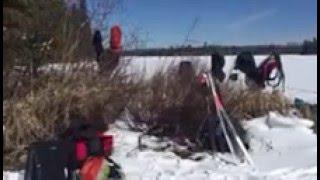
[38,55,317,103]
[121,55,317,103]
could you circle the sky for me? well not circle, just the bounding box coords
[86,0,317,48]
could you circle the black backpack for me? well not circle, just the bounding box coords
[234,51,263,87]
[61,121,107,167]
[24,140,77,180]
[234,52,258,75]
[197,114,229,152]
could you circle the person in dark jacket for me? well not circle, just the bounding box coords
[93,30,103,62]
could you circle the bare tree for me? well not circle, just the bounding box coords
[184,17,200,45]
[86,0,122,32]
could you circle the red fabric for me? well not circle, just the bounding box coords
[196,73,208,86]
[75,141,88,162]
[97,134,113,154]
[79,157,104,180]
[196,73,224,111]
[110,25,122,50]
[258,57,279,81]
[75,134,113,162]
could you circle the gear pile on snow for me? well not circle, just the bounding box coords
[136,53,252,159]
[197,72,254,165]
[24,120,124,180]
[232,51,285,90]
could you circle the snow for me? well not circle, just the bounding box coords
[37,60,98,73]
[122,55,317,104]
[265,112,314,128]
[108,114,317,180]
[3,113,317,180]
[38,55,317,103]
[6,55,316,179]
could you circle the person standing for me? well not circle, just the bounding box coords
[98,25,122,73]
[92,30,103,62]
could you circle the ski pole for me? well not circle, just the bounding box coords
[207,72,254,166]
[220,109,254,166]
[204,73,237,161]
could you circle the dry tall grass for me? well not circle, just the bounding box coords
[221,85,291,120]
[3,67,140,169]
[127,67,208,139]
[126,64,291,149]
[3,60,293,169]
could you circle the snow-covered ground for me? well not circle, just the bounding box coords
[5,55,316,179]
[4,112,316,180]
[111,113,317,180]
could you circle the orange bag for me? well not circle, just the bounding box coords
[79,157,104,180]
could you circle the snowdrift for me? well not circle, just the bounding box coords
[4,113,317,180]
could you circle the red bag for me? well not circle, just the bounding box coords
[110,25,122,51]
[74,135,113,163]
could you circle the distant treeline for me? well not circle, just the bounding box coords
[124,38,317,56]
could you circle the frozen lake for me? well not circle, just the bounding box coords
[39,54,317,103]
[122,55,317,103]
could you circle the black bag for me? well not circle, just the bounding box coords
[197,114,231,153]
[211,52,226,82]
[234,51,257,74]
[62,120,105,158]
[234,51,262,87]
[24,140,77,180]
[62,119,106,140]
[87,136,104,156]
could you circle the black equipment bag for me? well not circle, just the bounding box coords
[234,51,257,75]
[61,120,106,167]
[197,114,230,152]
[211,52,226,82]
[86,136,104,156]
[24,140,77,180]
